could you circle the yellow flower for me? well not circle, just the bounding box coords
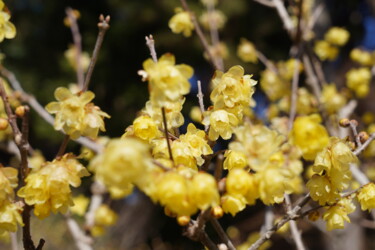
[94,204,117,226]
[190,172,219,210]
[205,109,239,141]
[290,114,329,161]
[230,124,285,171]
[321,84,346,114]
[307,174,339,205]
[226,168,254,196]
[70,195,89,216]
[155,172,196,216]
[189,106,202,123]
[144,98,185,129]
[0,201,23,233]
[314,40,339,61]
[171,140,197,170]
[210,66,257,113]
[260,69,290,101]
[0,3,16,42]
[142,53,193,107]
[205,42,229,60]
[0,166,18,202]
[46,87,110,139]
[64,45,91,72]
[90,138,152,198]
[200,10,227,30]
[350,48,375,66]
[277,59,303,81]
[17,154,89,219]
[256,167,289,205]
[168,9,194,37]
[237,38,257,63]
[132,115,160,142]
[221,194,246,216]
[223,150,248,170]
[179,123,213,166]
[323,198,355,231]
[324,27,350,46]
[346,67,371,98]
[357,183,375,211]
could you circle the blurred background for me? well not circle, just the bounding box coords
[1,0,375,249]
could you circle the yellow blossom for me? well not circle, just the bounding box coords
[46,87,110,139]
[237,38,257,63]
[205,42,229,60]
[171,140,197,170]
[210,66,257,114]
[142,53,193,107]
[357,183,375,211]
[90,138,152,198]
[223,150,248,170]
[0,201,23,234]
[70,195,89,216]
[18,154,90,219]
[204,109,239,141]
[256,166,289,205]
[190,106,202,123]
[190,172,219,210]
[226,168,254,196]
[155,172,196,216]
[168,9,194,37]
[324,27,350,46]
[132,115,160,142]
[64,45,91,72]
[260,69,290,101]
[314,40,339,61]
[144,98,185,129]
[0,2,16,42]
[350,48,375,66]
[307,174,340,205]
[179,123,213,166]
[94,204,117,226]
[321,84,346,114]
[0,166,18,202]
[221,194,246,216]
[323,198,355,231]
[200,10,227,30]
[346,67,372,98]
[290,114,329,161]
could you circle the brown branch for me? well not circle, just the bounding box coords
[288,59,301,130]
[82,14,110,92]
[284,194,306,250]
[161,107,174,164]
[210,218,236,250]
[65,7,84,89]
[180,0,220,70]
[206,2,224,71]
[56,135,70,158]
[248,194,311,250]
[353,132,375,156]
[255,50,278,73]
[0,81,43,250]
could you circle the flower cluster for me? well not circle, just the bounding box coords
[46,87,110,139]
[314,27,349,61]
[18,154,90,218]
[0,165,23,239]
[203,66,257,140]
[306,137,358,205]
[346,67,372,98]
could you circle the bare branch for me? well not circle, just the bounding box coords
[253,0,275,8]
[288,59,301,130]
[82,14,110,92]
[145,35,158,62]
[65,7,84,89]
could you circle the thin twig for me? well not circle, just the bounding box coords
[248,194,311,250]
[10,232,18,250]
[65,212,93,250]
[162,107,174,163]
[353,133,375,156]
[210,218,236,250]
[271,0,294,35]
[288,59,301,130]
[180,0,220,70]
[85,181,106,229]
[197,80,208,131]
[349,120,362,147]
[255,50,278,73]
[66,7,84,89]
[56,135,70,157]
[260,206,274,234]
[206,2,224,71]
[302,54,321,98]
[82,14,110,92]
[253,0,275,8]
[145,35,158,63]
[284,194,306,250]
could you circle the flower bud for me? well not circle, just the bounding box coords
[15,106,26,117]
[211,206,224,218]
[177,215,190,226]
[339,118,350,127]
[0,118,9,130]
[359,131,370,144]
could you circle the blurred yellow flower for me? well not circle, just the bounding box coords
[168,9,194,37]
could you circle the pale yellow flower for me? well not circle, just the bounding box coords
[169,9,194,37]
